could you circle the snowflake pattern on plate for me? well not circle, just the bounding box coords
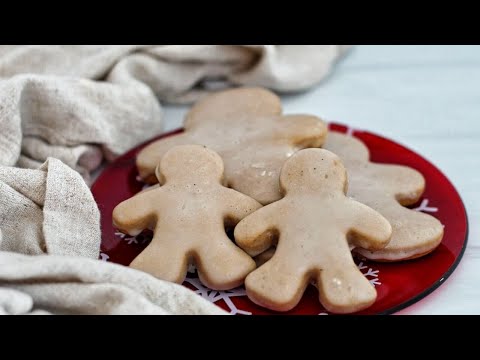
[357,261,381,286]
[413,199,438,213]
[115,231,150,245]
[184,277,251,315]
[183,262,381,315]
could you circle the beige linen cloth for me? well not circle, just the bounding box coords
[0,45,348,315]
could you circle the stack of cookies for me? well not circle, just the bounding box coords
[113,87,444,314]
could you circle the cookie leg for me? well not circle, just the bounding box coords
[195,237,256,291]
[245,258,308,312]
[317,263,376,314]
[129,240,188,284]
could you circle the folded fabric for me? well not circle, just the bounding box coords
[0,74,163,184]
[0,252,226,315]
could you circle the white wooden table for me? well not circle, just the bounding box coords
[161,45,480,315]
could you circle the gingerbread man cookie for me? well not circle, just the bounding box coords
[136,87,327,205]
[234,148,392,313]
[113,145,262,290]
[324,132,444,261]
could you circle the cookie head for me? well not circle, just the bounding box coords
[279,148,348,194]
[184,87,282,129]
[156,144,224,184]
[324,132,370,162]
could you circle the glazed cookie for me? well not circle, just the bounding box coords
[324,132,444,261]
[234,148,392,313]
[136,87,327,205]
[113,145,262,290]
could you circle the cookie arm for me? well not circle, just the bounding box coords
[279,115,327,148]
[223,189,263,225]
[234,204,279,257]
[371,163,425,206]
[348,200,392,251]
[112,190,157,237]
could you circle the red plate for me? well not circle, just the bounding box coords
[91,123,468,315]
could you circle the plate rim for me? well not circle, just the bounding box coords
[92,124,469,315]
